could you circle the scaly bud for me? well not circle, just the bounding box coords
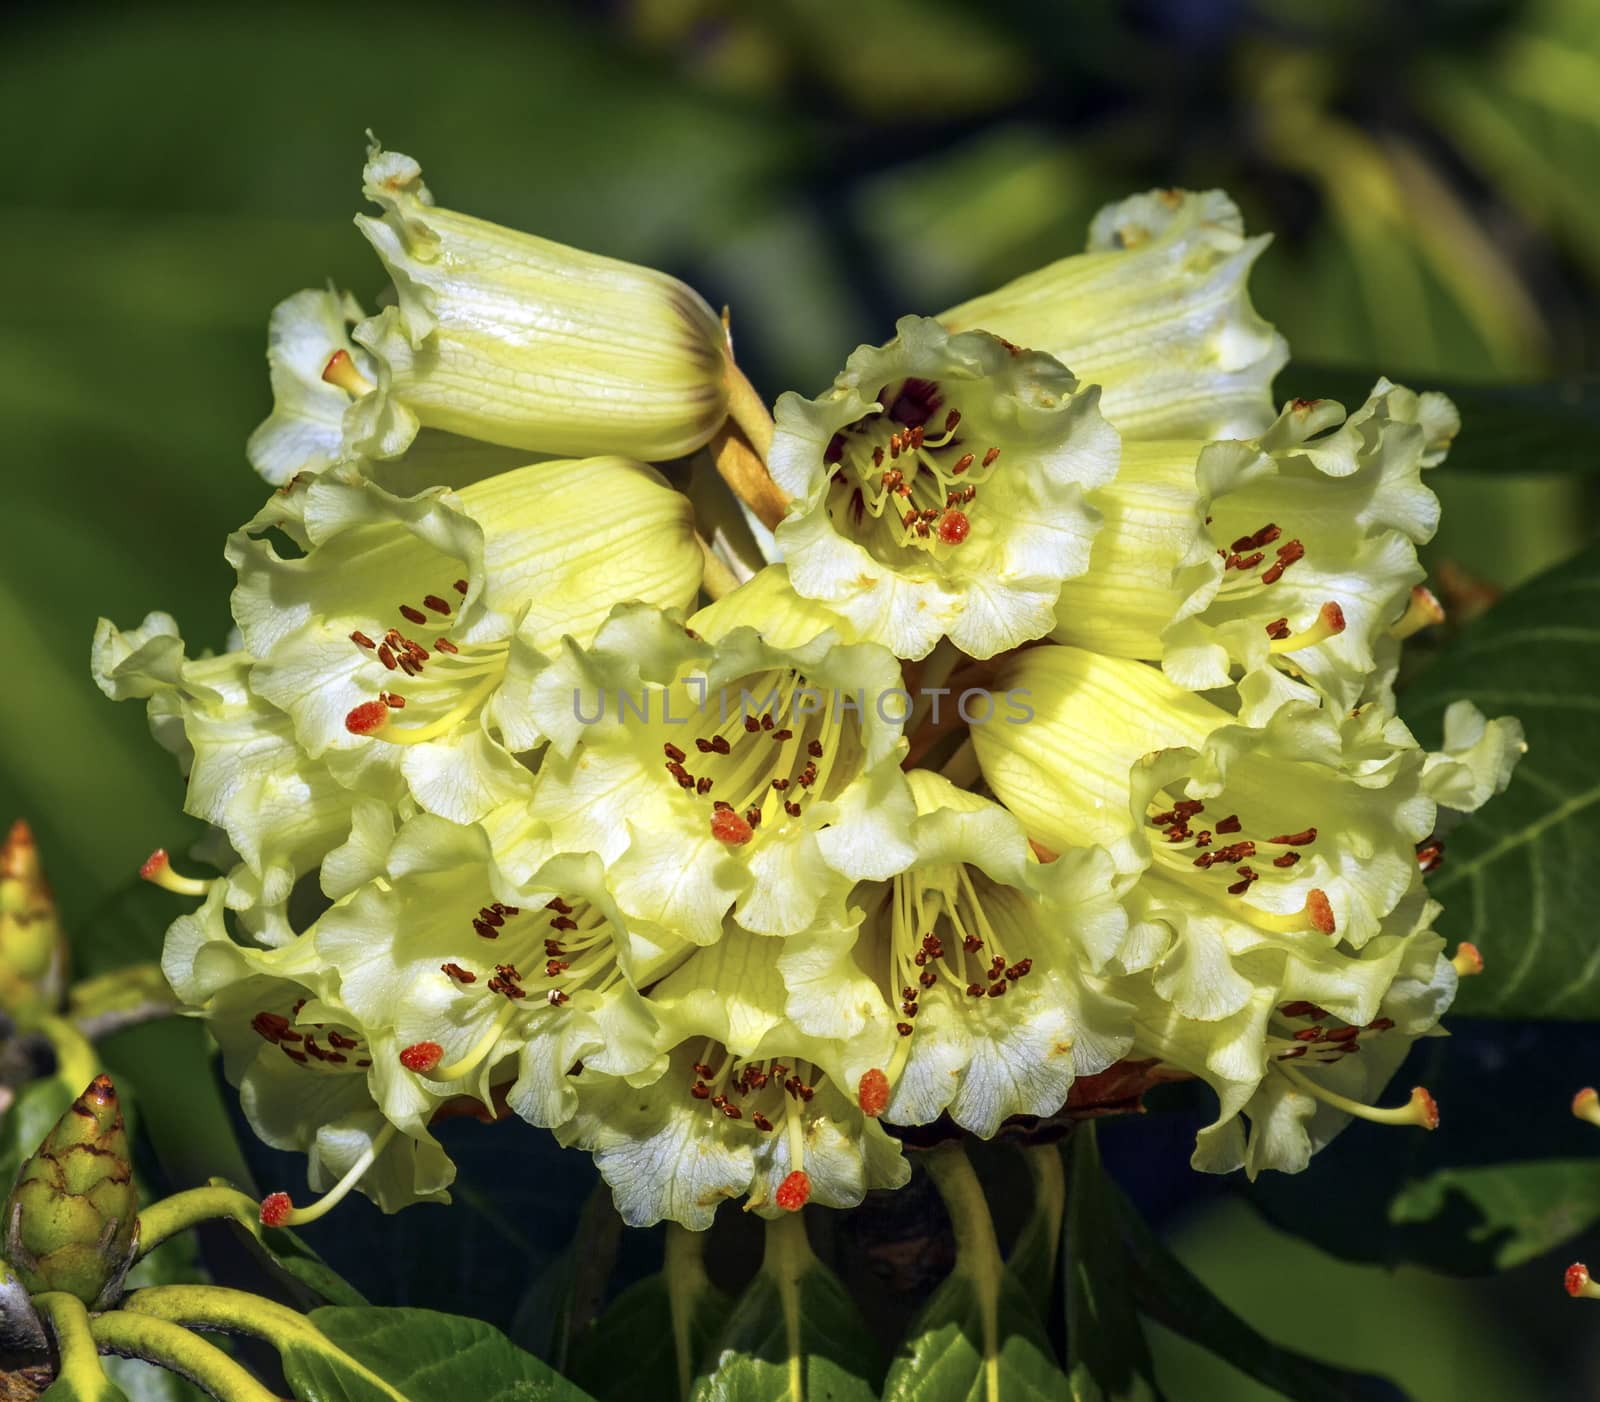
[0,821,68,1022]
[4,1075,138,1305]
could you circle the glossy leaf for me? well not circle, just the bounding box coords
[1063,1127,1161,1402]
[1401,541,1600,1017]
[281,1305,597,1402]
[690,1215,878,1402]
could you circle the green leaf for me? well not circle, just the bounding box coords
[1400,541,1600,1017]
[1005,1145,1066,1307]
[0,1075,75,1194]
[691,1214,878,1402]
[883,1267,1067,1402]
[1063,1127,1161,1402]
[249,1222,370,1310]
[1108,1180,1403,1402]
[282,1306,597,1402]
[1388,1159,1600,1271]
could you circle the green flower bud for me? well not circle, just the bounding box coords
[0,821,68,1023]
[344,145,732,464]
[4,1075,138,1306]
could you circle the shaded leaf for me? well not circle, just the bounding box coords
[1401,542,1600,1017]
[568,1270,731,1402]
[1006,1143,1066,1308]
[1063,1127,1160,1402]
[1109,1180,1405,1402]
[1388,1159,1600,1272]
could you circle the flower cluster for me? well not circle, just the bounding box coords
[97,146,1521,1228]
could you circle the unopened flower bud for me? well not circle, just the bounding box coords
[348,145,731,463]
[0,821,68,1022]
[4,1075,138,1306]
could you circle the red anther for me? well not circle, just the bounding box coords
[351,630,376,649]
[1278,1001,1319,1018]
[259,1192,293,1228]
[982,447,1000,467]
[1235,551,1265,570]
[400,1042,443,1073]
[663,742,686,762]
[1273,852,1301,868]
[377,644,398,670]
[1215,815,1241,834]
[711,809,754,846]
[453,578,469,594]
[1417,840,1444,873]
[1365,1018,1394,1032]
[435,637,460,654]
[690,1082,710,1100]
[919,969,938,988]
[784,800,802,817]
[382,692,405,709]
[952,453,975,474]
[345,700,391,735]
[897,1021,914,1035]
[745,807,763,828]
[770,729,793,743]
[252,1011,292,1042]
[1269,828,1317,846]
[776,1170,812,1212]
[280,1046,309,1064]
[423,594,451,615]
[399,604,428,625]
[1307,889,1336,934]
[441,962,476,983]
[987,981,1008,998]
[936,509,970,545]
[752,1113,774,1132]
[965,983,983,998]
[1293,1027,1322,1042]
[1265,618,1291,640]
[859,1068,891,1118]
[1324,1026,1361,1043]
[711,735,732,755]
[140,849,170,881]
[808,738,824,758]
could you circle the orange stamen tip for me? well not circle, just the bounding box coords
[1451,942,1483,976]
[321,349,353,383]
[1028,838,1059,863]
[858,1068,890,1118]
[344,700,392,736]
[1320,601,1346,634]
[1306,889,1336,934]
[1573,1088,1600,1126]
[399,1041,443,1073]
[710,809,754,846]
[139,849,170,880]
[775,1169,811,1212]
[1568,1263,1600,1298]
[259,1192,293,1227]
[936,509,970,545]
[1410,1086,1439,1131]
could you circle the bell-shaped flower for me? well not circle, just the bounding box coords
[940,189,1287,439]
[523,600,916,943]
[345,146,731,463]
[162,885,453,1212]
[972,645,1520,1026]
[1052,382,1455,719]
[554,926,909,1229]
[228,457,701,823]
[768,315,1118,660]
[92,613,356,937]
[779,770,1134,1137]
[313,811,680,1132]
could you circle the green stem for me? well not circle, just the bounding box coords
[664,1224,711,1402]
[761,1213,814,1402]
[1021,1143,1066,1291]
[35,1016,98,1092]
[33,1292,109,1395]
[924,1144,1004,1402]
[89,1309,279,1402]
[121,1285,405,1402]
[135,1186,261,1260]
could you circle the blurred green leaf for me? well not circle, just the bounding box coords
[0,1075,75,1193]
[1402,541,1600,1017]
[1006,1144,1066,1307]
[1109,1181,1404,1402]
[690,1216,878,1402]
[1063,1126,1160,1402]
[569,1268,732,1402]
[1389,1159,1600,1272]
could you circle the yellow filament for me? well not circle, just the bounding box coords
[375,670,503,746]
[1388,585,1444,641]
[431,1003,520,1082]
[281,1122,399,1226]
[1278,1063,1436,1129]
[321,350,375,398]
[1268,602,1346,654]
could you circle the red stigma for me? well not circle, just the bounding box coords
[1413,1086,1440,1131]
[399,1041,443,1073]
[140,848,169,880]
[775,1170,811,1212]
[858,1068,890,1118]
[1306,889,1336,934]
[1322,601,1346,634]
[344,700,392,735]
[710,809,754,846]
[936,509,970,545]
[1568,1263,1592,1297]
[259,1192,293,1227]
